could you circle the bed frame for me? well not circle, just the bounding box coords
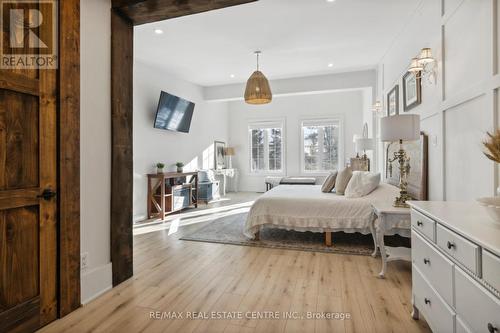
[254,230,333,246]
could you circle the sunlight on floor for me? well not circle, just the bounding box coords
[133,198,256,236]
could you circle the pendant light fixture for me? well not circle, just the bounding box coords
[244,51,272,105]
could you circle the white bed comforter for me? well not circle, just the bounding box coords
[244,183,400,239]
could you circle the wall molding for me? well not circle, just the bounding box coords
[81,263,113,304]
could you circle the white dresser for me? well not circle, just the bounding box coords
[409,201,500,333]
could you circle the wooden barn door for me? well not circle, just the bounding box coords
[0,0,58,331]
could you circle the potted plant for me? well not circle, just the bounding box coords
[175,162,184,174]
[156,162,165,174]
[477,130,500,223]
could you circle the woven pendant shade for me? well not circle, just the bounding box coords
[244,51,272,105]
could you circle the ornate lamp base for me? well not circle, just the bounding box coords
[393,192,412,208]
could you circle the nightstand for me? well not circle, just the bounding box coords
[371,202,412,278]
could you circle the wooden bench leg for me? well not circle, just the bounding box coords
[255,230,260,241]
[325,232,332,247]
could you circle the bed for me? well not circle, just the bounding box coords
[245,133,428,246]
[244,183,400,244]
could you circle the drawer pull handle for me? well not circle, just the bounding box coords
[446,241,455,250]
[488,323,498,333]
[424,298,431,305]
[423,258,430,265]
[417,221,423,227]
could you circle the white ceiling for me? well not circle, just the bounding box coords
[134,0,419,87]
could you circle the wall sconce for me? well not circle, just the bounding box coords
[372,100,383,117]
[408,47,437,84]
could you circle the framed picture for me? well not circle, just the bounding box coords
[387,85,399,116]
[402,71,422,111]
[214,141,226,170]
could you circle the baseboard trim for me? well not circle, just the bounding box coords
[81,262,113,304]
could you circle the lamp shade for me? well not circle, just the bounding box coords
[244,71,272,104]
[408,57,423,73]
[355,138,374,151]
[418,47,434,64]
[380,114,420,142]
[224,147,235,156]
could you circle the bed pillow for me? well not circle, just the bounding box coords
[334,167,353,195]
[321,171,338,193]
[345,171,381,198]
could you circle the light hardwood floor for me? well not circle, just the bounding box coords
[39,193,430,333]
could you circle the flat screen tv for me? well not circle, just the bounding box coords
[154,91,195,133]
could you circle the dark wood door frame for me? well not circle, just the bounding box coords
[110,0,257,286]
[58,0,82,317]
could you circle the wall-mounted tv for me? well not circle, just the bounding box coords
[154,91,195,133]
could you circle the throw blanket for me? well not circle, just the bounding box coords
[244,183,400,239]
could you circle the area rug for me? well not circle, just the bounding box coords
[180,212,408,256]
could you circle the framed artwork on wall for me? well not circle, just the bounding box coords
[214,141,226,170]
[387,85,399,116]
[402,71,422,111]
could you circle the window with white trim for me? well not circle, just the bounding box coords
[248,121,284,173]
[301,119,342,173]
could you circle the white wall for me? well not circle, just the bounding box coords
[80,0,112,304]
[377,0,499,200]
[133,61,229,222]
[228,90,364,192]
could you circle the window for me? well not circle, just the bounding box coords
[301,119,342,173]
[249,121,284,173]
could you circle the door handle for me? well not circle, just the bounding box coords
[38,188,57,201]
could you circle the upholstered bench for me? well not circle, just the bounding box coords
[265,176,316,191]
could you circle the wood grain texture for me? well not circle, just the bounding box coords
[0,0,61,329]
[58,0,82,317]
[0,90,39,191]
[38,4,59,324]
[38,215,431,333]
[0,207,39,310]
[111,9,134,286]
[0,72,39,96]
[113,0,258,25]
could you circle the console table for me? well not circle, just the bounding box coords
[408,201,500,333]
[147,172,198,220]
[213,168,238,195]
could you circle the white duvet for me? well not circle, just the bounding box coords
[244,183,400,239]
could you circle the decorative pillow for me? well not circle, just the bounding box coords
[345,171,381,198]
[334,167,353,195]
[321,171,338,193]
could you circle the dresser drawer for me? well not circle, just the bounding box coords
[411,209,436,242]
[412,231,454,307]
[436,224,480,275]
[483,250,500,293]
[412,266,455,333]
[455,267,500,333]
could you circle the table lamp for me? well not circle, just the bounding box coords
[354,137,374,170]
[224,147,235,169]
[380,114,420,207]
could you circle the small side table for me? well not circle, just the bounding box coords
[371,202,412,278]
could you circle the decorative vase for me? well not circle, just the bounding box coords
[477,197,500,224]
[157,168,164,174]
[177,167,183,174]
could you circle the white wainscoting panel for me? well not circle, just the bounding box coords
[444,0,491,99]
[444,95,493,200]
